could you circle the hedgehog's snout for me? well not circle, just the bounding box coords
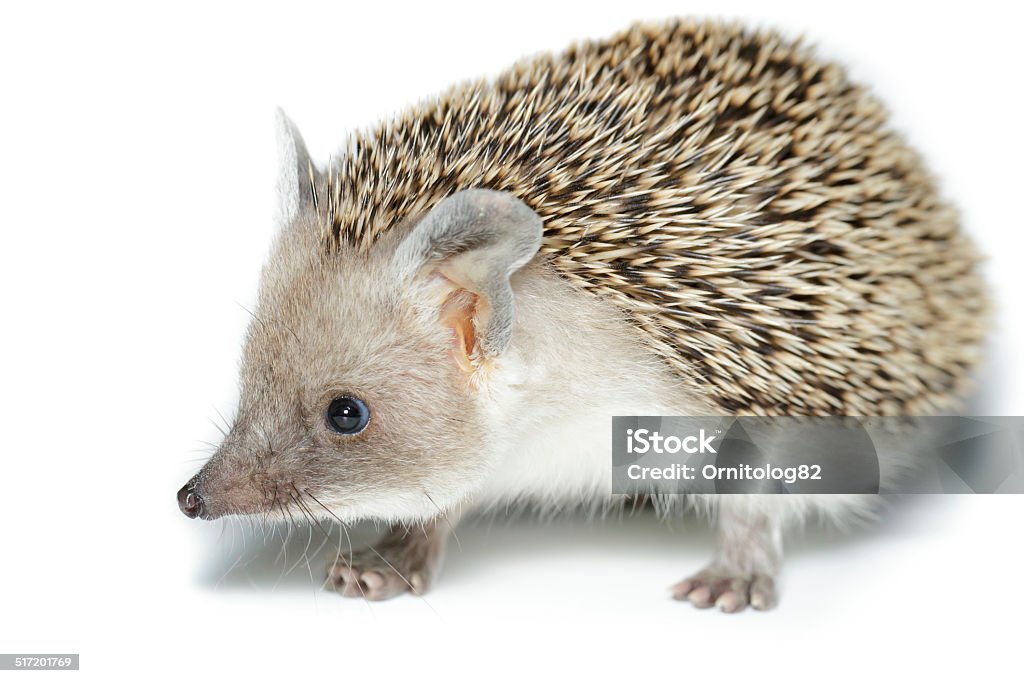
[177,448,293,521]
[177,478,206,519]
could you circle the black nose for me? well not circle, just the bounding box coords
[177,483,204,519]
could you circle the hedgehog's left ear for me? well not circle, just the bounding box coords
[393,189,543,372]
[275,108,319,227]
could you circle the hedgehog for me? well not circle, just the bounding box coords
[178,19,989,612]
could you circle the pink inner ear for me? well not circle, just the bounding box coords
[438,288,478,373]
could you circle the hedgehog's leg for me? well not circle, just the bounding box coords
[328,514,457,601]
[671,497,782,612]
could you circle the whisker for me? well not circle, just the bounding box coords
[362,542,444,620]
[273,487,292,569]
[304,490,370,602]
[284,493,315,578]
[207,417,227,439]
[339,524,370,604]
[423,491,461,551]
[292,484,331,536]
[216,546,246,588]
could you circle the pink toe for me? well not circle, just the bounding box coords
[361,571,385,589]
[670,580,694,600]
[688,586,714,608]
[716,592,746,613]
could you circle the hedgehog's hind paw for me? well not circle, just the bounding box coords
[670,568,777,612]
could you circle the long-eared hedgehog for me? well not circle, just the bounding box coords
[179,19,989,612]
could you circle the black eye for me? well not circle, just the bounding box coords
[326,396,370,434]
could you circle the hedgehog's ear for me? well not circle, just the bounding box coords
[275,108,318,226]
[393,189,543,371]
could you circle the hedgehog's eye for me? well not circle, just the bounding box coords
[326,396,370,435]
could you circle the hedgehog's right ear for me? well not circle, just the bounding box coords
[393,189,543,372]
[275,108,319,227]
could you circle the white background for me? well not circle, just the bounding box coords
[1,1,1022,680]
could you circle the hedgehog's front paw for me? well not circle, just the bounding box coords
[327,523,448,601]
[670,567,777,613]
[328,548,433,600]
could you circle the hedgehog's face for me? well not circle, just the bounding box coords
[177,113,543,525]
[176,248,491,523]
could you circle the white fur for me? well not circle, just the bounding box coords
[465,263,706,509]
[455,263,881,535]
